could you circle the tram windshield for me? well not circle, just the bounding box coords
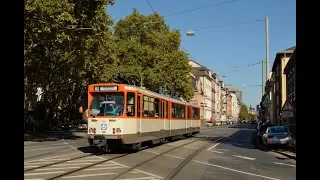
[89,92,124,117]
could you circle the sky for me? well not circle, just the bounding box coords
[107,0,296,107]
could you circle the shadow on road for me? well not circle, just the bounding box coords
[24,130,85,142]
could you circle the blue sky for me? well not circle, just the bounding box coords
[107,0,296,107]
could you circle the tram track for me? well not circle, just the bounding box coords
[24,130,237,180]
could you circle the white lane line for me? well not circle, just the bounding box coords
[62,173,117,178]
[24,171,65,176]
[216,148,230,151]
[134,169,163,179]
[85,167,124,171]
[118,177,160,180]
[207,130,239,150]
[164,154,185,159]
[96,164,123,167]
[273,162,296,167]
[52,163,92,166]
[143,149,185,159]
[24,152,81,163]
[24,166,39,168]
[193,160,281,180]
[208,150,224,154]
[142,150,160,154]
[25,179,46,180]
[24,146,68,152]
[35,167,80,171]
[38,158,70,161]
[67,159,100,162]
[232,155,256,160]
[25,162,55,165]
[109,160,130,168]
[207,143,220,151]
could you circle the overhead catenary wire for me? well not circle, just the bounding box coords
[223,61,262,75]
[145,0,196,61]
[180,19,265,32]
[164,0,238,17]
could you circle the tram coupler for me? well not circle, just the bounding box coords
[93,135,108,154]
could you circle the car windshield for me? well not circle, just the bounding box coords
[89,92,124,117]
[269,126,287,133]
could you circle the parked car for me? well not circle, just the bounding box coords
[77,121,88,130]
[206,121,214,127]
[261,126,291,149]
[257,123,273,143]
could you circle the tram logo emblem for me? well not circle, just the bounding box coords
[101,124,107,130]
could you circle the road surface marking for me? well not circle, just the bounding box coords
[24,166,39,168]
[208,150,224,154]
[85,167,124,171]
[24,171,65,176]
[62,172,117,178]
[143,150,160,154]
[273,162,296,167]
[25,162,54,165]
[117,177,160,180]
[67,159,100,162]
[24,146,67,151]
[24,152,81,163]
[193,160,282,180]
[207,130,239,150]
[164,154,185,159]
[52,163,92,166]
[35,167,80,171]
[232,155,256,160]
[96,164,123,167]
[25,179,46,180]
[143,150,185,159]
[109,160,130,168]
[216,148,230,151]
[38,158,70,161]
[134,169,163,179]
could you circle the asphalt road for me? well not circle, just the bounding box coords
[24,124,296,180]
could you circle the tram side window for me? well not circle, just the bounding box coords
[143,96,149,117]
[126,92,135,116]
[172,103,185,119]
[148,97,155,117]
[154,98,160,118]
[193,107,200,119]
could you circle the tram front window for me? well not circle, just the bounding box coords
[89,92,124,117]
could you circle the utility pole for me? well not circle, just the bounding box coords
[265,17,269,81]
[262,60,264,96]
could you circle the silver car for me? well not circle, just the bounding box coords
[261,126,291,147]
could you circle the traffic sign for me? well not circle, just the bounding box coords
[282,111,293,118]
[281,99,295,112]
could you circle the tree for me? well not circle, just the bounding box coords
[24,0,116,129]
[113,9,193,100]
[238,104,249,120]
[248,113,257,120]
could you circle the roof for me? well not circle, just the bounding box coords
[283,48,296,74]
[272,46,296,72]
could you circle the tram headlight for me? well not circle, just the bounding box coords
[112,128,115,134]
[116,128,121,133]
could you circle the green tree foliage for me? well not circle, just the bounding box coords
[238,104,249,120]
[113,9,193,100]
[24,0,116,129]
[248,113,257,120]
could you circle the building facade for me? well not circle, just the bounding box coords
[226,93,232,119]
[230,93,240,120]
[283,48,296,135]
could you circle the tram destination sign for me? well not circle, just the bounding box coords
[94,86,118,91]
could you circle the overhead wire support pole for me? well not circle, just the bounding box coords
[265,17,269,81]
[262,60,264,97]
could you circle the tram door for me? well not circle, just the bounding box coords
[137,93,142,142]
